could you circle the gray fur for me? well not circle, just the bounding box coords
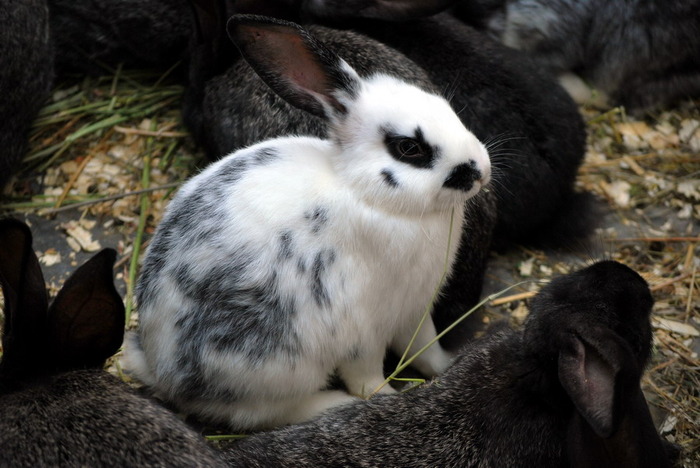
[0,218,226,468]
[173,265,301,370]
[310,248,336,309]
[219,261,677,468]
[304,206,329,234]
[0,371,226,467]
[455,0,700,112]
[0,0,53,189]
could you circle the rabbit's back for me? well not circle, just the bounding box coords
[0,370,225,467]
[0,0,53,189]
[221,328,563,468]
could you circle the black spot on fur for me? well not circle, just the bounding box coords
[380,169,399,188]
[216,157,249,185]
[170,258,300,398]
[278,231,294,260]
[443,161,480,192]
[297,258,307,275]
[304,207,329,234]
[253,147,280,165]
[311,249,336,309]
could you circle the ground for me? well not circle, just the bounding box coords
[0,67,698,466]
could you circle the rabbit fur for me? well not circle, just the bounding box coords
[454,0,700,112]
[218,260,678,468]
[0,218,226,468]
[47,0,193,75]
[0,0,54,190]
[125,14,492,431]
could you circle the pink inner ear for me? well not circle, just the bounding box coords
[241,24,334,98]
[230,18,349,117]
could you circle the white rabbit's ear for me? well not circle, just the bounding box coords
[226,14,361,119]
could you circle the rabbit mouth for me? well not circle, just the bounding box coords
[436,180,485,209]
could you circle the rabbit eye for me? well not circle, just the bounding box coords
[387,137,426,160]
[383,127,436,169]
[395,138,423,158]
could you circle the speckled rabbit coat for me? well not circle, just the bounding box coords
[126,15,492,431]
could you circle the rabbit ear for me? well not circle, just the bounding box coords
[226,14,361,119]
[557,326,637,438]
[47,248,125,370]
[0,218,49,372]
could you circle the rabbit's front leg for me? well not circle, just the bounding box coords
[391,317,453,378]
[337,346,396,398]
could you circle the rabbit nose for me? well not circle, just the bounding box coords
[443,161,482,192]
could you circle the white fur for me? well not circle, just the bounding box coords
[125,50,490,430]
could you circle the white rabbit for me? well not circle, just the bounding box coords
[125,14,491,431]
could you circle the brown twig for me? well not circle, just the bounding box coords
[114,125,188,138]
[489,291,538,306]
[38,181,182,215]
[650,272,692,291]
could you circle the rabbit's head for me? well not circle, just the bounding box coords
[525,260,654,370]
[227,14,491,215]
[520,260,674,467]
[0,218,124,384]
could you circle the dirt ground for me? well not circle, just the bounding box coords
[1,69,698,466]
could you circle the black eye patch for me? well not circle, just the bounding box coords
[383,127,437,169]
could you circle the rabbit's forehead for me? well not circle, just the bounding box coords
[354,74,477,151]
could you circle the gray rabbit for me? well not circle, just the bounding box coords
[219,260,679,468]
[0,0,53,190]
[454,0,700,112]
[0,218,226,467]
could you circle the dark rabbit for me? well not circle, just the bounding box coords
[185,0,591,249]
[0,218,226,467]
[219,261,678,468]
[48,0,193,75]
[126,15,493,431]
[454,0,700,112]
[0,0,54,190]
